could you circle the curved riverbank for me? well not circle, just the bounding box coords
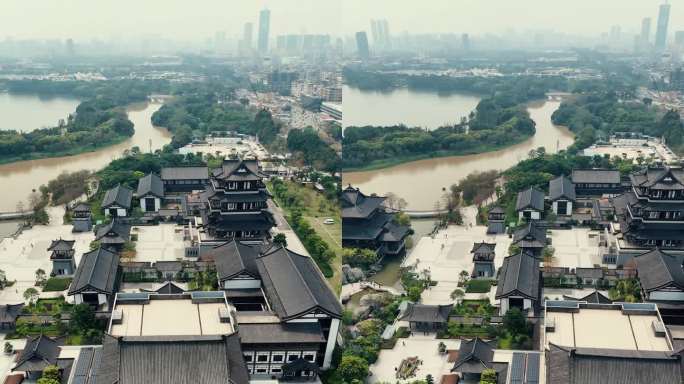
[343,99,575,211]
[0,101,171,211]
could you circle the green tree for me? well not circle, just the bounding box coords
[503,308,528,337]
[23,288,39,305]
[337,355,369,382]
[273,233,288,247]
[37,364,61,384]
[450,289,465,302]
[70,304,97,332]
[35,268,47,286]
[480,368,497,384]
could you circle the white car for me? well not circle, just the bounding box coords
[323,218,335,225]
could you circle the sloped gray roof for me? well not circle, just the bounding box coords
[13,335,61,373]
[137,173,164,198]
[0,304,23,324]
[546,344,683,384]
[95,219,131,245]
[563,291,612,304]
[471,242,496,254]
[341,185,387,219]
[515,187,545,212]
[102,185,133,209]
[72,347,102,384]
[572,169,620,184]
[204,240,260,281]
[256,247,342,320]
[160,167,209,180]
[512,222,547,248]
[214,159,265,181]
[549,175,576,201]
[495,252,540,300]
[630,167,684,190]
[381,220,411,242]
[48,238,75,251]
[451,338,497,374]
[635,249,684,292]
[68,247,119,295]
[96,334,249,384]
[237,322,326,344]
[398,304,453,323]
[73,203,91,212]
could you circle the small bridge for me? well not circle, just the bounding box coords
[0,211,31,221]
[401,209,448,218]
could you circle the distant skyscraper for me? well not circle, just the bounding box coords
[676,31,684,47]
[641,17,652,42]
[462,33,470,50]
[258,9,270,54]
[355,31,370,59]
[243,22,253,49]
[370,20,380,46]
[380,19,391,48]
[655,3,671,50]
[65,38,75,56]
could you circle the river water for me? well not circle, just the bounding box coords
[0,99,171,211]
[343,94,575,211]
[343,85,481,129]
[0,92,80,132]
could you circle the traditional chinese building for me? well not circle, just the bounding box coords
[613,167,684,250]
[199,159,275,244]
[341,186,410,257]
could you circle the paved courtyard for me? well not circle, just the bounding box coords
[369,334,460,383]
[547,228,603,268]
[132,224,188,262]
[403,220,511,305]
[0,207,93,304]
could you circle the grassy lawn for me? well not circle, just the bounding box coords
[465,279,494,293]
[43,277,72,292]
[268,180,342,293]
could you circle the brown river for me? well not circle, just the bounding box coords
[343,98,575,211]
[0,100,171,211]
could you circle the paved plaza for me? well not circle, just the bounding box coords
[132,224,188,262]
[546,228,603,268]
[369,334,460,383]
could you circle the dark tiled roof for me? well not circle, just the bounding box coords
[160,167,209,180]
[102,184,133,209]
[381,220,411,242]
[212,159,265,181]
[237,322,326,344]
[73,203,91,212]
[515,187,545,212]
[630,167,684,190]
[549,175,576,201]
[256,247,342,320]
[13,335,60,373]
[204,240,260,281]
[634,249,684,292]
[95,218,132,245]
[487,222,506,235]
[0,304,23,324]
[68,247,119,295]
[205,211,275,232]
[282,358,320,375]
[399,304,453,323]
[512,222,547,248]
[153,281,185,294]
[489,206,505,214]
[341,186,387,219]
[48,239,75,251]
[96,334,249,384]
[342,210,392,240]
[546,343,683,384]
[451,338,496,373]
[137,173,164,198]
[572,169,621,184]
[563,290,613,304]
[495,251,540,300]
[471,242,496,254]
[72,347,102,384]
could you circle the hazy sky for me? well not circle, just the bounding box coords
[0,0,341,41]
[342,0,683,37]
[0,1,681,41]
